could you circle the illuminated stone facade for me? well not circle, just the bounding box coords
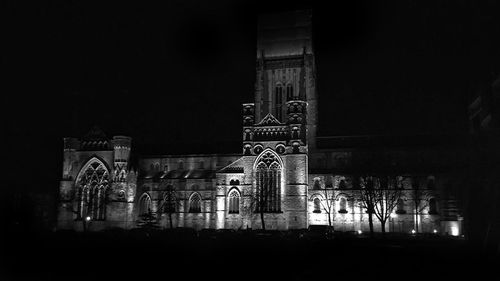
[57,10,462,235]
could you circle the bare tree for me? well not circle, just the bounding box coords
[359,175,403,235]
[358,176,377,237]
[410,177,429,233]
[317,183,335,229]
[245,182,274,231]
[157,185,177,229]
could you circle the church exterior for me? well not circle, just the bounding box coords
[57,11,463,235]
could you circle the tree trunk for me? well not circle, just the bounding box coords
[368,211,374,238]
[168,212,173,229]
[328,212,332,227]
[381,220,386,234]
[260,211,266,230]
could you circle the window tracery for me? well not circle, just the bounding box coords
[255,150,282,212]
[138,193,151,216]
[76,158,109,220]
[228,189,240,214]
[189,193,201,213]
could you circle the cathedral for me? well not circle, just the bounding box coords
[57,10,463,235]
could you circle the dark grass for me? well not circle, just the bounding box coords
[1,229,498,281]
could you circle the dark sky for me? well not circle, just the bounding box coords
[4,0,500,192]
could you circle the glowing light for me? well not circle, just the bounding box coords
[433,229,438,234]
[451,226,459,236]
[86,216,91,221]
[411,229,416,234]
[357,230,363,235]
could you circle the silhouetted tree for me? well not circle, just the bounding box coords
[137,209,160,230]
[158,186,177,229]
[246,183,274,231]
[359,175,403,235]
[410,177,429,233]
[318,182,335,229]
[359,176,377,237]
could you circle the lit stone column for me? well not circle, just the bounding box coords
[215,186,226,229]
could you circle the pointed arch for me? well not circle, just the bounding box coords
[138,193,151,216]
[313,198,321,213]
[75,156,111,184]
[75,156,110,220]
[189,192,202,213]
[396,198,407,214]
[428,198,438,214]
[253,148,283,213]
[253,148,284,170]
[338,197,348,213]
[228,188,241,214]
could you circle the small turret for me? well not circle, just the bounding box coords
[287,100,307,154]
[242,103,255,155]
[112,136,132,182]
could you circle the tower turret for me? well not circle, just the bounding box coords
[242,103,255,155]
[112,136,132,182]
[286,100,308,154]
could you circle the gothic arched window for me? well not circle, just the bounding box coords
[396,198,406,214]
[286,84,293,100]
[189,193,201,213]
[313,178,321,190]
[76,158,109,220]
[338,179,347,189]
[228,190,240,214]
[338,197,348,213]
[255,150,282,213]
[138,193,151,216]
[313,198,321,213]
[428,198,438,214]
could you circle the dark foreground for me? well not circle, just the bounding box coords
[1,229,498,281]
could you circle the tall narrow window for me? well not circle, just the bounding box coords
[313,178,321,190]
[428,198,438,214]
[313,198,321,213]
[275,85,283,120]
[255,150,282,213]
[338,198,348,213]
[189,193,201,213]
[396,198,406,214]
[76,158,109,220]
[286,84,293,100]
[138,193,151,216]
[228,190,240,214]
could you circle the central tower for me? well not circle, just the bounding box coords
[254,10,318,149]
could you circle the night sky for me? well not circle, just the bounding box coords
[4,0,500,193]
